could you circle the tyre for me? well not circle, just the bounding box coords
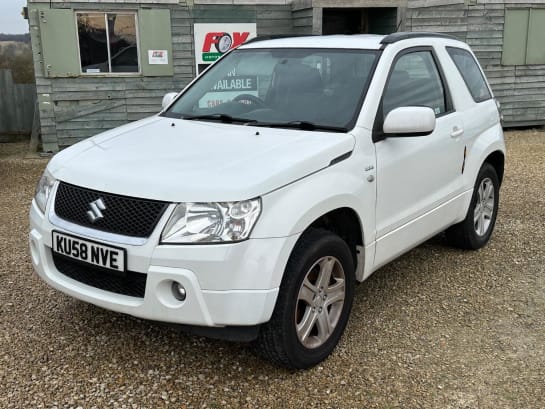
[446,163,499,249]
[255,228,355,369]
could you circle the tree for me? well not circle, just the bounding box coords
[0,33,30,43]
[0,41,34,83]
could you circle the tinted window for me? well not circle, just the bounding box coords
[447,47,491,102]
[383,51,447,116]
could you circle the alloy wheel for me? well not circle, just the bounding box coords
[295,256,346,349]
[474,177,495,236]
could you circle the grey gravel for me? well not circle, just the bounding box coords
[1,129,544,409]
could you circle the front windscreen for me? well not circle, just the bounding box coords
[163,48,379,130]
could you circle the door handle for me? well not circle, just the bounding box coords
[451,126,464,138]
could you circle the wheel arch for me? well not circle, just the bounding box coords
[254,196,369,287]
[462,123,505,191]
[305,207,364,272]
[483,150,505,186]
[253,166,374,286]
[276,203,367,284]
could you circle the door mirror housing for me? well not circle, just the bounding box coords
[162,92,178,110]
[383,106,436,137]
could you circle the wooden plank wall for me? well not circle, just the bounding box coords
[30,1,293,151]
[191,3,293,35]
[406,0,545,127]
[0,69,36,134]
[31,0,545,150]
[292,0,314,35]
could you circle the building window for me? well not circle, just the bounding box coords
[502,9,545,65]
[77,12,139,74]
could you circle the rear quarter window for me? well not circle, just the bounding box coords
[446,47,492,103]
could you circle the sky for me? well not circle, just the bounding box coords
[0,0,29,34]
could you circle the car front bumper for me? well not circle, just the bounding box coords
[29,198,298,328]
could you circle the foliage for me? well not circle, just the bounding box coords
[0,40,34,84]
[0,33,30,43]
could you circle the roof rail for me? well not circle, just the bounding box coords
[380,32,459,45]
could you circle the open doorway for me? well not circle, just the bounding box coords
[322,8,398,35]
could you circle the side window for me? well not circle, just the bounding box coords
[383,51,448,117]
[447,47,492,103]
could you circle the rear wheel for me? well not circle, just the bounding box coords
[446,163,499,249]
[256,228,355,369]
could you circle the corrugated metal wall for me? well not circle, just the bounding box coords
[0,69,36,134]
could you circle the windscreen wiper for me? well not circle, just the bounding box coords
[253,121,348,133]
[182,114,257,124]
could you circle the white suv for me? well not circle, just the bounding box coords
[30,33,505,368]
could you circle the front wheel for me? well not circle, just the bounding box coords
[255,228,355,369]
[446,163,500,249]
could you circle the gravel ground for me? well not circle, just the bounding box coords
[0,130,544,408]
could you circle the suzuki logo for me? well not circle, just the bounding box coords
[87,198,106,223]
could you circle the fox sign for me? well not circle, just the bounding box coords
[194,23,257,74]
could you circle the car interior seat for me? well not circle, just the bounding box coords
[266,61,324,121]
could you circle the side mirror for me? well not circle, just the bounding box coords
[161,92,178,110]
[383,106,436,137]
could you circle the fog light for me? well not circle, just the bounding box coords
[171,281,187,301]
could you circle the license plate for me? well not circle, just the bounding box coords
[52,231,126,272]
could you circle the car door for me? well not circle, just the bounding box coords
[373,47,465,268]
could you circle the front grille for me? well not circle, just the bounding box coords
[54,182,169,238]
[52,253,147,298]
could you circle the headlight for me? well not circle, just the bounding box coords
[161,198,261,243]
[34,169,56,214]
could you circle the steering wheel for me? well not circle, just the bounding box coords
[233,94,267,108]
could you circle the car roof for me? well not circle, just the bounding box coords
[240,34,387,50]
[239,32,465,51]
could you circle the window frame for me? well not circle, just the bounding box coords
[446,46,492,104]
[75,11,141,77]
[373,46,455,143]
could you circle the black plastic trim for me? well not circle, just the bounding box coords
[380,32,459,45]
[329,151,352,166]
[161,322,261,342]
[54,181,169,238]
[52,252,147,298]
[383,130,434,139]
